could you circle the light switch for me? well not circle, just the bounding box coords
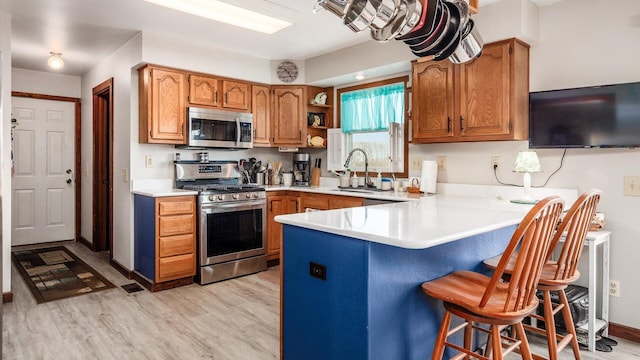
[122,168,128,182]
[145,156,153,168]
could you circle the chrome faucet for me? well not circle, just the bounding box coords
[344,148,373,188]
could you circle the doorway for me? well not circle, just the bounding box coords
[92,79,114,256]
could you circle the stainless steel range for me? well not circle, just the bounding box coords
[175,160,266,285]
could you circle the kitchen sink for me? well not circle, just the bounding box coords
[333,187,385,194]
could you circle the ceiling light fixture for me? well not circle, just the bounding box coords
[144,0,294,34]
[47,52,64,70]
[355,73,365,80]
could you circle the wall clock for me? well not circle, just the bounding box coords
[276,61,298,83]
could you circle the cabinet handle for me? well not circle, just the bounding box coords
[224,92,228,104]
[299,131,302,141]
[270,201,272,212]
[253,128,257,140]
[296,202,299,212]
[447,117,452,133]
[460,115,464,132]
[215,91,218,103]
[181,122,184,135]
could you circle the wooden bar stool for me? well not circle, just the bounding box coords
[422,196,565,360]
[484,189,602,360]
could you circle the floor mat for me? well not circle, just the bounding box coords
[12,246,115,304]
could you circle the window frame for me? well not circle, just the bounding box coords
[336,75,409,179]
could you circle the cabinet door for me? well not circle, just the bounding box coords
[143,67,187,144]
[458,41,512,139]
[157,253,196,282]
[286,196,300,214]
[252,85,271,147]
[223,80,251,111]
[412,60,456,142]
[300,193,329,211]
[272,86,306,146]
[189,74,220,107]
[267,195,288,260]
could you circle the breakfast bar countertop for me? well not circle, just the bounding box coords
[274,183,580,250]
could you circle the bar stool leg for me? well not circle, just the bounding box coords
[559,290,582,360]
[514,322,534,360]
[490,325,503,360]
[464,321,474,360]
[542,290,559,360]
[432,310,452,360]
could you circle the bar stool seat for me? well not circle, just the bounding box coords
[484,189,602,360]
[422,196,565,360]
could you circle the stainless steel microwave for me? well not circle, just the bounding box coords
[183,107,253,149]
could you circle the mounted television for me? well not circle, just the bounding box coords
[529,82,640,148]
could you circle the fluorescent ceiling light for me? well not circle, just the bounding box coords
[144,0,294,34]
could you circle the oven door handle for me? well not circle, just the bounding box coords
[201,201,265,213]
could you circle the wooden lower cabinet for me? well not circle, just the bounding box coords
[134,195,196,290]
[266,191,300,261]
[301,192,364,211]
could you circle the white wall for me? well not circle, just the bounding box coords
[0,10,12,294]
[12,68,81,98]
[409,0,640,329]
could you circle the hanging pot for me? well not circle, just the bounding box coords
[397,0,424,38]
[448,19,484,64]
[397,0,442,41]
[403,1,447,48]
[371,0,408,41]
[315,0,352,19]
[344,0,383,32]
[411,0,460,57]
[370,0,400,30]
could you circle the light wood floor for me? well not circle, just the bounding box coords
[3,242,640,360]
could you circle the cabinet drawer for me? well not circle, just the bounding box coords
[301,194,329,210]
[157,253,196,282]
[159,234,194,257]
[158,214,194,237]
[158,197,194,216]
[329,196,363,209]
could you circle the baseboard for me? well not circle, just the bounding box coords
[267,258,280,267]
[78,236,94,251]
[3,292,14,303]
[131,271,193,292]
[609,322,640,343]
[110,258,133,279]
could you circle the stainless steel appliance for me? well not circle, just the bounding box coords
[182,107,253,149]
[293,153,311,186]
[175,161,266,285]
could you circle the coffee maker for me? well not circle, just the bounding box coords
[293,153,310,186]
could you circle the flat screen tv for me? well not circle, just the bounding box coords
[529,82,640,148]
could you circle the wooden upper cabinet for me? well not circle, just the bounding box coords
[139,65,187,144]
[411,38,529,144]
[188,75,251,112]
[189,74,220,107]
[272,86,306,146]
[252,84,271,147]
[459,41,512,139]
[223,80,251,111]
[412,60,456,142]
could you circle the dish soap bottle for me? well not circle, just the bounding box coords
[350,172,359,188]
[376,171,382,189]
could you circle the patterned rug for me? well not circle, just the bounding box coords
[12,246,115,304]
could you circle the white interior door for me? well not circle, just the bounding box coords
[11,97,75,245]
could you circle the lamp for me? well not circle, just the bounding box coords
[511,150,542,204]
[48,52,64,70]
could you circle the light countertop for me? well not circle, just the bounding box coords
[275,194,533,249]
[264,184,420,202]
[131,188,198,197]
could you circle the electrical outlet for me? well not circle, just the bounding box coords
[491,156,501,169]
[437,156,447,171]
[624,176,640,196]
[609,280,621,297]
[122,168,128,182]
[145,156,153,168]
[410,156,423,170]
[309,262,326,281]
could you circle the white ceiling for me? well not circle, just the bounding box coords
[1,0,564,77]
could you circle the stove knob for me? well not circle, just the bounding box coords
[245,193,251,199]
[232,194,240,200]
[217,195,224,201]
[208,195,215,201]
[252,193,259,199]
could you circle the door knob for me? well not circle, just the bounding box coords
[66,179,72,184]
[66,169,72,174]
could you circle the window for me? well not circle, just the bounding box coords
[335,76,408,177]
